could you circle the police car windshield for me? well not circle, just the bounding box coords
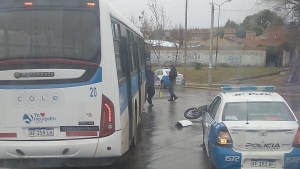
[222,102,295,121]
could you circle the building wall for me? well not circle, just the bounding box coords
[246,31,256,41]
[151,49,266,66]
[201,37,242,48]
[224,28,236,39]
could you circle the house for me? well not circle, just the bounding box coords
[246,31,256,41]
[243,25,289,48]
[190,29,210,41]
[224,28,236,39]
[201,36,242,49]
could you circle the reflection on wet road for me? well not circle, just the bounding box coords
[109,88,214,169]
[6,88,300,169]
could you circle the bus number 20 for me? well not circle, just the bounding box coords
[90,87,97,97]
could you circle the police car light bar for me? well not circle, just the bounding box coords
[221,86,275,93]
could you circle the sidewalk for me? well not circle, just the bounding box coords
[183,69,300,95]
[184,83,300,95]
[276,83,300,95]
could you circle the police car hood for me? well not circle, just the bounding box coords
[223,121,299,151]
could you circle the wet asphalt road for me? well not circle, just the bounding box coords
[101,87,217,169]
[96,87,300,169]
[5,88,300,169]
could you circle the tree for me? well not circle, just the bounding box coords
[225,19,238,28]
[138,10,153,39]
[169,25,184,65]
[224,10,283,38]
[223,19,238,38]
[262,0,300,83]
[138,0,169,66]
[236,26,247,38]
[239,9,283,37]
[264,0,300,23]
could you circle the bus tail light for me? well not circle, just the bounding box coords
[217,127,233,147]
[86,2,96,7]
[99,95,115,137]
[24,2,33,6]
[293,128,300,147]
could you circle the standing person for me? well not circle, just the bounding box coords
[168,65,178,101]
[146,65,155,106]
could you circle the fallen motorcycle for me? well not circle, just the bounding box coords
[184,105,208,119]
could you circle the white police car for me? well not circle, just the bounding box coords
[202,86,300,169]
[154,68,185,88]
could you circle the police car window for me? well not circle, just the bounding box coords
[208,96,221,119]
[222,102,295,121]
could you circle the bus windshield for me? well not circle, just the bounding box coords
[0,9,100,61]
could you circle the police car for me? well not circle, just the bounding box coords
[154,68,185,88]
[202,86,300,169]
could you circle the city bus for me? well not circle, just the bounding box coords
[0,0,146,167]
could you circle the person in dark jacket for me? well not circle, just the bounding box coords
[146,65,155,106]
[168,65,178,101]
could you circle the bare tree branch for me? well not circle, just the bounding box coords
[137,0,169,66]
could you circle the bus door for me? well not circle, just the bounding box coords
[136,40,142,123]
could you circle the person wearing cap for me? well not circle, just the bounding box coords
[168,65,178,101]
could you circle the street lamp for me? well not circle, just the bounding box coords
[214,0,232,69]
[208,0,214,86]
[184,0,188,82]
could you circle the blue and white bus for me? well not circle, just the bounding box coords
[0,0,146,167]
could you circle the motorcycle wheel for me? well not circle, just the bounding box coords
[184,107,202,119]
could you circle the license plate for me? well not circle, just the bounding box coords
[251,159,276,168]
[28,128,54,137]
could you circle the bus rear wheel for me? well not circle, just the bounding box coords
[130,103,138,148]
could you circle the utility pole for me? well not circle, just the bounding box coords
[184,0,188,81]
[214,0,232,69]
[215,5,220,69]
[208,1,214,86]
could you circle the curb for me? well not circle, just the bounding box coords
[184,84,300,96]
[279,92,300,96]
[184,86,219,91]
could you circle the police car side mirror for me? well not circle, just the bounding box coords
[197,105,208,118]
[198,105,208,112]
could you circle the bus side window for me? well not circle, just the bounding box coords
[137,38,142,67]
[133,36,139,70]
[112,22,125,80]
[127,30,135,72]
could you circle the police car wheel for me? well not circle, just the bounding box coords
[202,122,206,152]
[208,161,217,169]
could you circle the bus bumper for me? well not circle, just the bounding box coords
[0,130,123,167]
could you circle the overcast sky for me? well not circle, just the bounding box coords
[108,0,275,28]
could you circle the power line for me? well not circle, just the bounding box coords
[220,9,262,12]
[162,0,181,5]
